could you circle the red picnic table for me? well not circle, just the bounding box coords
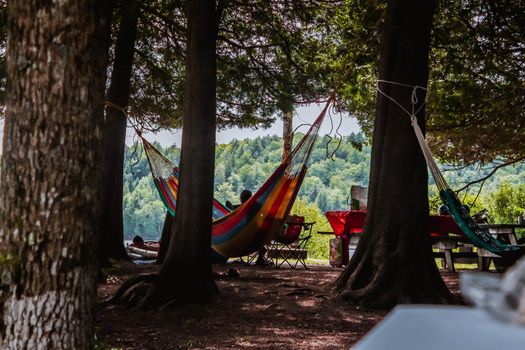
[323,210,465,267]
[325,210,463,237]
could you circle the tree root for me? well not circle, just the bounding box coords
[340,287,397,309]
[337,247,457,309]
[104,272,219,310]
[104,273,157,306]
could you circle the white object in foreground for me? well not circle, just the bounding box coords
[353,305,525,350]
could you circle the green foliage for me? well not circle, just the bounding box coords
[215,182,237,205]
[428,0,525,164]
[0,253,21,268]
[486,183,525,225]
[123,177,166,241]
[290,197,332,259]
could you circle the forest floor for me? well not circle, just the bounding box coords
[96,261,464,350]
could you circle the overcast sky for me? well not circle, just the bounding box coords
[127,103,361,147]
[0,104,362,153]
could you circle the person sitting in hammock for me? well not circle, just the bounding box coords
[225,189,253,210]
[239,189,252,208]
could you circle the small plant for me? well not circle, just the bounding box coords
[94,340,123,350]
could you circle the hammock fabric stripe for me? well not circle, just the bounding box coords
[156,179,175,211]
[212,173,284,243]
[410,115,524,257]
[161,178,177,206]
[154,180,174,214]
[218,167,306,256]
[139,95,332,257]
[213,168,302,256]
[146,141,228,220]
[212,199,230,218]
[212,163,287,233]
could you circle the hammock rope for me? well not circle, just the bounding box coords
[376,80,524,257]
[325,101,344,161]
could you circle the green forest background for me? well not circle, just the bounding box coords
[123,133,525,259]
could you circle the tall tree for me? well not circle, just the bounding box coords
[0,0,5,114]
[0,0,111,348]
[100,0,141,263]
[278,64,295,161]
[153,0,219,302]
[335,0,453,308]
[282,109,293,160]
[110,0,219,306]
[156,212,173,264]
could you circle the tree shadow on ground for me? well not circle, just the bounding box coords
[96,262,464,349]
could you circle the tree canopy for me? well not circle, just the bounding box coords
[305,0,525,166]
[2,0,522,167]
[126,0,350,132]
[428,0,525,164]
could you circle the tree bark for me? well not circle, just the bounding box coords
[100,0,140,264]
[156,212,173,264]
[336,0,453,309]
[282,109,293,160]
[0,0,111,348]
[148,0,218,303]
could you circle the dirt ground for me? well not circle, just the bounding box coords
[96,262,463,350]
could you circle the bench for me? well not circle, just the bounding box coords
[476,224,522,271]
[431,235,477,272]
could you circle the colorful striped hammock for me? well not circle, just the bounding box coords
[140,96,333,258]
[141,142,231,220]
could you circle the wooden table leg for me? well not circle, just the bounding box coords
[444,249,455,273]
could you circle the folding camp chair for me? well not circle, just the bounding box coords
[236,252,259,265]
[267,215,314,269]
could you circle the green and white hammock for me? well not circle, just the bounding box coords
[378,80,524,258]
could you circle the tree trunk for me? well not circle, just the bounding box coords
[282,109,293,160]
[156,212,173,264]
[336,0,453,309]
[100,0,140,264]
[1,116,7,158]
[148,0,218,304]
[0,0,111,348]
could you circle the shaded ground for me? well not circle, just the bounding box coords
[96,262,463,349]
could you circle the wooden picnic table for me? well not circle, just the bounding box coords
[476,223,524,271]
[322,211,524,272]
[323,211,467,269]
